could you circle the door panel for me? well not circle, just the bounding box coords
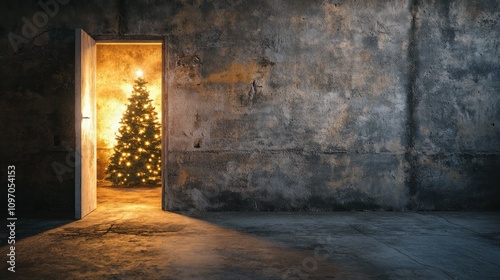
[75,28,97,219]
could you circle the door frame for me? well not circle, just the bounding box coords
[75,29,168,219]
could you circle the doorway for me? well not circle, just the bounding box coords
[96,43,163,185]
[75,29,166,219]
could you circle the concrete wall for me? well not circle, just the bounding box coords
[0,0,498,214]
[413,1,500,209]
[0,2,76,214]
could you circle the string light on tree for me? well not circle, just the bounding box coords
[106,70,161,186]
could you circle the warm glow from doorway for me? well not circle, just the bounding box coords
[96,44,162,182]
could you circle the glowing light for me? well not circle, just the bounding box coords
[103,67,163,186]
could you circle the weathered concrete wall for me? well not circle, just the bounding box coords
[0,2,77,215]
[165,0,412,210]
[412,0,500,209]
[1,0,498,214]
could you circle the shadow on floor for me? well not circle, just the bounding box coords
[1,217,73,246]
[1,186,499,279]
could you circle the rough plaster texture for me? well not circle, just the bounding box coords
[0,0,498,214]
[411,1,500,209]
[165,0,413,210]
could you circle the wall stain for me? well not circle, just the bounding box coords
[205,63,258,84]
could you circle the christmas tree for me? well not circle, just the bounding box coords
[106,74,161,186]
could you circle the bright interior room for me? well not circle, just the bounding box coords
[96,43,162,191]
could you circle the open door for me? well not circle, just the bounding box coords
[75,28,97,219]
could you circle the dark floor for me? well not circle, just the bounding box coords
[1,186,499,279]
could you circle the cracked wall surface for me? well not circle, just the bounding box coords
[0,0,498,214]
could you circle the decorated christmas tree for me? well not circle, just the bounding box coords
[106,73,161,186]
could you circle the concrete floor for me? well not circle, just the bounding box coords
[1,186,499,279]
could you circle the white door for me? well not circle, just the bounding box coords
[75,28,97,219]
